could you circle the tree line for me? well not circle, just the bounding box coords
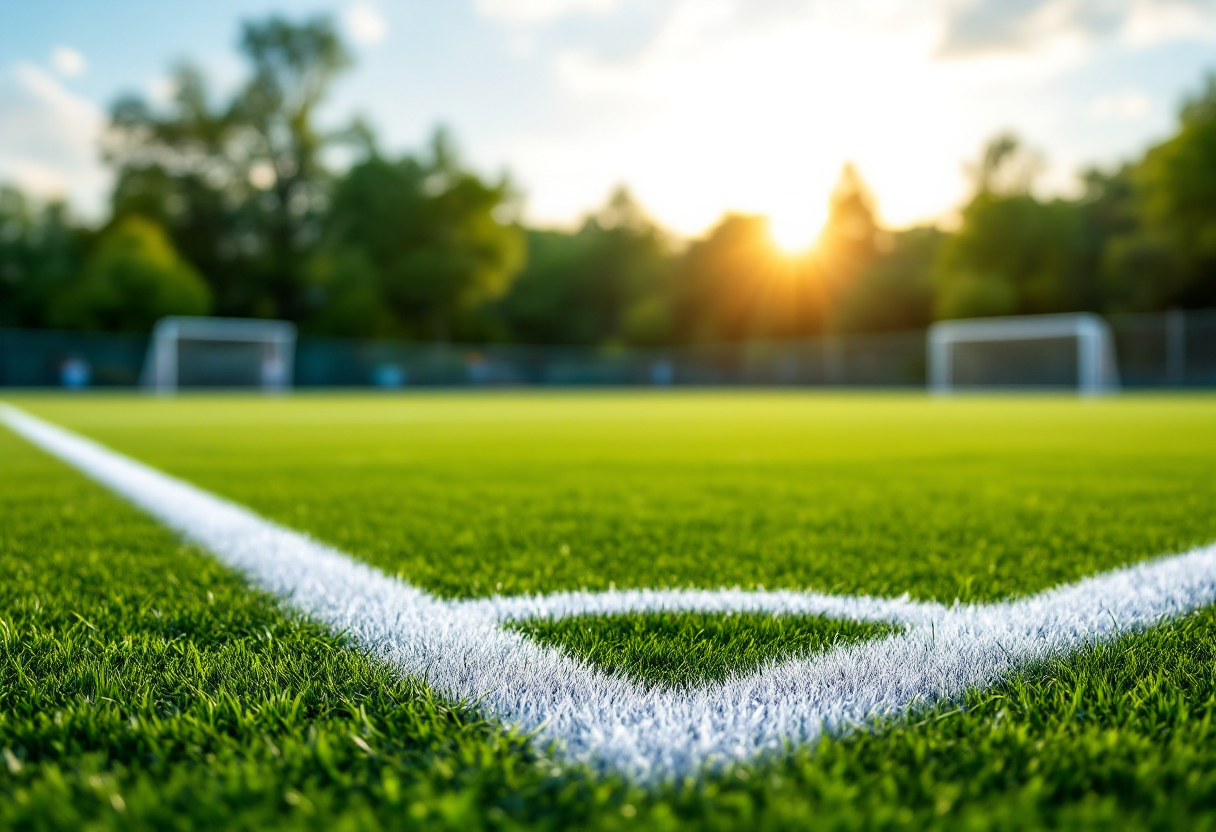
[2,15,1214,346]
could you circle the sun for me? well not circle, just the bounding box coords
[768,211,824,256]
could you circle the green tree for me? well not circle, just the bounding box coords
[305,247,396,337]
[107,67,246,314]
[0,187,84,328]
[671,213,823,343]
[833,227,944,333]
[315,132,525,339]
[51,216,210,332]
[235,16,352,317]
[104,16,354,320]
[495,188,671,346]
[966,131,1044,197]
[815,163,880,287]
[1108,76,1216,309]
[670,166,884,343]
[935,135,1101,319]
[1077,164,1180,312]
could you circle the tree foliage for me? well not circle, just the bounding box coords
[104,16,354,320]
[50,216,210,332]
[0,188,83,328]
[934,135,1105,320]
[494,188,670,346]
[834,228,943,334]
[1117,76,1216,308]
[815,163,881,285]
[3,18,1216,345]
[934,193,1100,319]
[670,213,813,342]
[668,165,882,342]
[314,132,524,339]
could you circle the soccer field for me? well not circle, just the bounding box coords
[3,392,1216,829]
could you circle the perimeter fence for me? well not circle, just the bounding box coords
[2,308,1214,390]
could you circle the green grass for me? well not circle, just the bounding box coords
[10,392,1216,603]
[511,612,896,688]
[4,391,1216,830]
[0,428,562,830]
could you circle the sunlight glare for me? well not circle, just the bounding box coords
[769,211,823,255]
[522,12,985,238]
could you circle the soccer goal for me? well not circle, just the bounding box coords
[141,316,296,393]
[928,313,1120,395]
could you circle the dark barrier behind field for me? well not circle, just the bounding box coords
[1109,310,1216,388]
[3,309,1214,390]
[0,328,150,388]
[292,329,929,388]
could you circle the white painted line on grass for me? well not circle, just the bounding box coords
[459,585,947,626]
[4,403,1216,781]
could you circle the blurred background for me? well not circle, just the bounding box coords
[1,0,1215,388]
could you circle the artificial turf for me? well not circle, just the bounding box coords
[0,428,559,830]
[3,391,1216,830]
[10,392,1216,604]
[511,612,896,689]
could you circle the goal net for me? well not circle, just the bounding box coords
[141,316,296,393]
[928,313,1120,395]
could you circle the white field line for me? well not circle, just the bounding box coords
[458,586,947,627]
[4,403,1216,781]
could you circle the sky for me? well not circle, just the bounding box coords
[1,0,1215,249]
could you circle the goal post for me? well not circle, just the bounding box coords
[141,316,296,393]
[928,313,1120,395]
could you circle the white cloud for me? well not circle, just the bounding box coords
[344,1,388,46]
[937,0,1216,56]
[1122,0,1216,45]
[0,63,108,216]
[1088,90,1153,119]
[51,46,86,78]
[476,0,618,25]
[506,0,1020,238]
[497,0,1210,239]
